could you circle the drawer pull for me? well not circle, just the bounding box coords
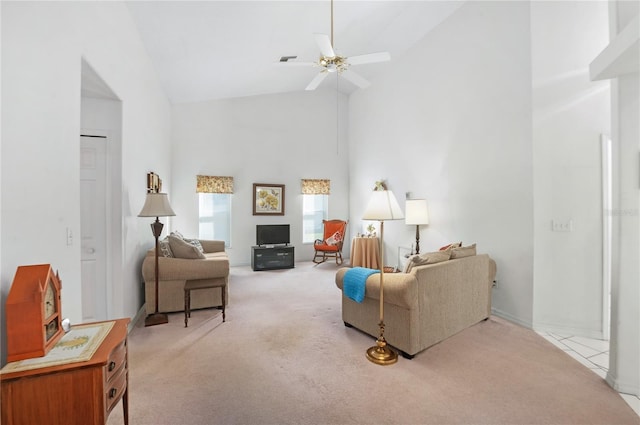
[108,361,116,372]
[109,388,117,399]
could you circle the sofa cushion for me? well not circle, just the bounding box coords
[169,235,206,259]
[450,243,476,259]
[404,250,451,273]
[204,251,228,260]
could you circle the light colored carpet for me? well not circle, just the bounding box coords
[108,262,639,425]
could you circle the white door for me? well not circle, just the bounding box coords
[80,136,108,321]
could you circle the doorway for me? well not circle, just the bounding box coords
[80,59,122,321]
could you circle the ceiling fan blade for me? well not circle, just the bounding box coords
[314,33,335,58]
[275,61,317,67]
[340,69,370,89]
[347,52,391,66]
[305,71,328,91]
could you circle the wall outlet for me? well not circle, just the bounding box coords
[492,280,497,288]
[552,219,574,232]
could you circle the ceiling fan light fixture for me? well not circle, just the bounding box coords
[279,0,390,90]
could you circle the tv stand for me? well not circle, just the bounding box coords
[252,245,294,271]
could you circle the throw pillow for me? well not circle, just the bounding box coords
[404,250,451,273]
[159,237,174,258]
[168,235,206,259]
[325,231,342,246]
[450,243,477,259]
[170,231,185,240]
[439,241,462,251]
[185,238,204,253]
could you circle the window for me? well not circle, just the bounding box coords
[196,175,233,247]
[302,194,328,243]
[301,179,331,244]
[198,193,231,247]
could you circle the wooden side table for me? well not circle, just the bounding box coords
[1,318,130,425]
[350,237,381,269]
[184,279,226,327]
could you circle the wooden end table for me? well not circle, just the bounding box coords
[184,280,226,327]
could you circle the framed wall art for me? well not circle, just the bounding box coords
[253,183,285,215]
[146,172,162,193]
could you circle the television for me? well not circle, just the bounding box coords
[256,224,290,246]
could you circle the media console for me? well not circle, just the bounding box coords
[251,245,294,271]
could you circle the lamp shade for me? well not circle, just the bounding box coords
[362,190,404,221]
[138,193,176,217]
[405,199,429,225]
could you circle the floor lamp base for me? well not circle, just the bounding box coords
[366,336,398,365]
[145,312,168,327]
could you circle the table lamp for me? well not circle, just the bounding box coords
[362,187,404,365]
[138,193,176,326]
[405,199,429,254]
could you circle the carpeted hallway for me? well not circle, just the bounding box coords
[107,262,639,425]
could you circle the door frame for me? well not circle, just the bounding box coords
[601,133,612,341]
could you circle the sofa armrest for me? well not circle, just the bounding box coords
[412,254,493,318]
[142,255,229,281]
[199,239,225,253]
[335,268,418,309]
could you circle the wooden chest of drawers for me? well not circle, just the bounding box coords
[1,318,130,425]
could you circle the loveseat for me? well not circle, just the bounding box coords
[142,238,229,315]
[335,249,496,358]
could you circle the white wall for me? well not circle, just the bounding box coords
[531,2,611,338]
[171,89,350,266]
[1,2,171,358]
[349,1,534,325]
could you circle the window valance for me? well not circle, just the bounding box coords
[196,175,234,194]
[301,179,330,195]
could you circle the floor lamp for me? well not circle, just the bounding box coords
[138,192,176,326]
[405,199,429,255]
[362,188,404,365]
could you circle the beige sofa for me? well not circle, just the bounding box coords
[142,239,229,314]
[335,253,496,358]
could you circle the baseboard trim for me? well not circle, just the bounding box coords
[532,322,605,340]
[491,308,532,329]
[607,370,640,397]
[129,305,146,331]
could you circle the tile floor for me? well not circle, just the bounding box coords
[537,331,640,417]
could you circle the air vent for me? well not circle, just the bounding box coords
[279,56,297,62]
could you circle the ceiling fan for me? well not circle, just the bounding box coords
[279,0,391,91]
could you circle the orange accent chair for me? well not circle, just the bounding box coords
[313,219,348,265]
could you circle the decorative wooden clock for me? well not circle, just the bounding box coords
[5,264,64,362]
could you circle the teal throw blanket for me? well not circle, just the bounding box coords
[343,267,380,303]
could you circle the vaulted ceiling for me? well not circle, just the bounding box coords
[126,1,464,103]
